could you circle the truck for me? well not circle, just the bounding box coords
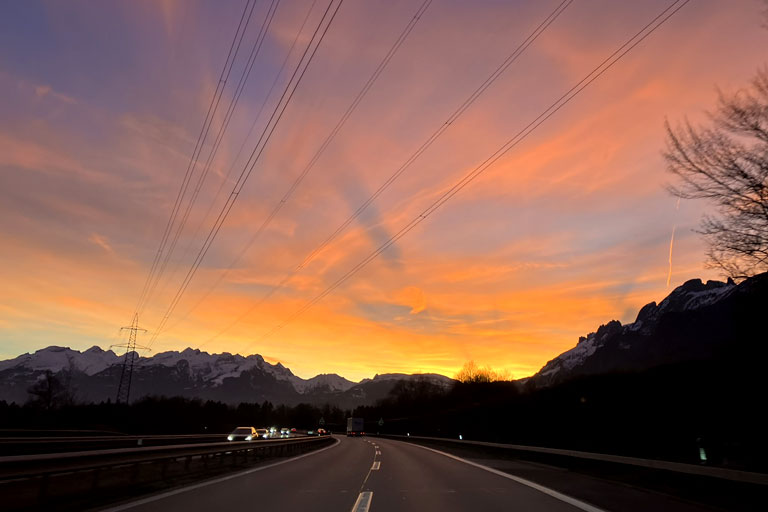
[346,417,365,437]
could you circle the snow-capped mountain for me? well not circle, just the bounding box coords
[361,373,455,389]
[0,345,121,376]
[291,373,357,394]
[0,345,453,406]
[530,272,767,387]
[142,348,301,387]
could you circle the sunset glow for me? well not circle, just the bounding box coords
[1,0,766,381]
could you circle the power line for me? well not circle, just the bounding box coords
[133,0,257,318]
[252,0,691,344]
[142,0,282,314]
[171,0,434,335]
[204,0,573,344]
[146,0,345,349]
[164,0,320,332]
[116,0,255,397]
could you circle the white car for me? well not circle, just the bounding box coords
[227,426,257,441]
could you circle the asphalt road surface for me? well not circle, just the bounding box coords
[101,436,714,512]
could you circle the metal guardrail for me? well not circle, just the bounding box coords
[1,434,334,511]
[0,433,315,456]
[0,435,331,481]
[0,434,225,444]
[382,434,768,486]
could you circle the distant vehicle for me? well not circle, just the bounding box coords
[346,417,364,436]
[290,427,297,433]
[307,430,315,435]
[280,427,290,437]
[254,428,269,439]
[227,426,257,441]
[316,428,328,436]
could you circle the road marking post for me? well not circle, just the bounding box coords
[351,491,373,512]
[371,461,380,470]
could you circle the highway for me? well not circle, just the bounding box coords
[99,435,723,512]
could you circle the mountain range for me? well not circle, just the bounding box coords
[2,272,765,406]
[0,345,454,407]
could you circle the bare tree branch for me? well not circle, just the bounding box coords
[665,68,768,280]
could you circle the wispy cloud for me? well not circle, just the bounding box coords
[0,0,763,381]
[34,84,77,104]
[88,233,115,256]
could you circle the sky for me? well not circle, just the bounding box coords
[0,0,766,381]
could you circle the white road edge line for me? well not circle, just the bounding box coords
[351,491,373,512]
[100,438,341,511]
[407,443,606,512]
[371,461,381,470]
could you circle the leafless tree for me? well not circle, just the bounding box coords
[455,360,510,383]
[27,370,75,409]
[664,68,768,280]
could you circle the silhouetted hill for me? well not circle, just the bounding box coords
[529,272,768,387]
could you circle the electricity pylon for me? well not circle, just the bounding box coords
[115,314,148,404]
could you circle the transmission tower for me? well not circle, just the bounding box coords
[115,314,148,404]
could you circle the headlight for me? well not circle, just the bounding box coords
[245,435,252,441]
[227,435,234,441]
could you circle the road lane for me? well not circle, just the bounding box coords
[103,435,716,512]
[103,436,375,512]
[363,437,598,512]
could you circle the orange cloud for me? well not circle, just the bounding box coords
[0,1,763,382]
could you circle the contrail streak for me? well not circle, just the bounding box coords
[666,225,676,287]
[666,197,681,287]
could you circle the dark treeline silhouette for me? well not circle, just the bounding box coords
[0,395,348,435]
[3,356,766,472]
[353,360,767,473]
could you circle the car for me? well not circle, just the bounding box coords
[227,426,257,441]
[316,428,328,436]
[254,428,269,439]
[290,427,297,433]
[280,427,290,437]
[307,430,315,435]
